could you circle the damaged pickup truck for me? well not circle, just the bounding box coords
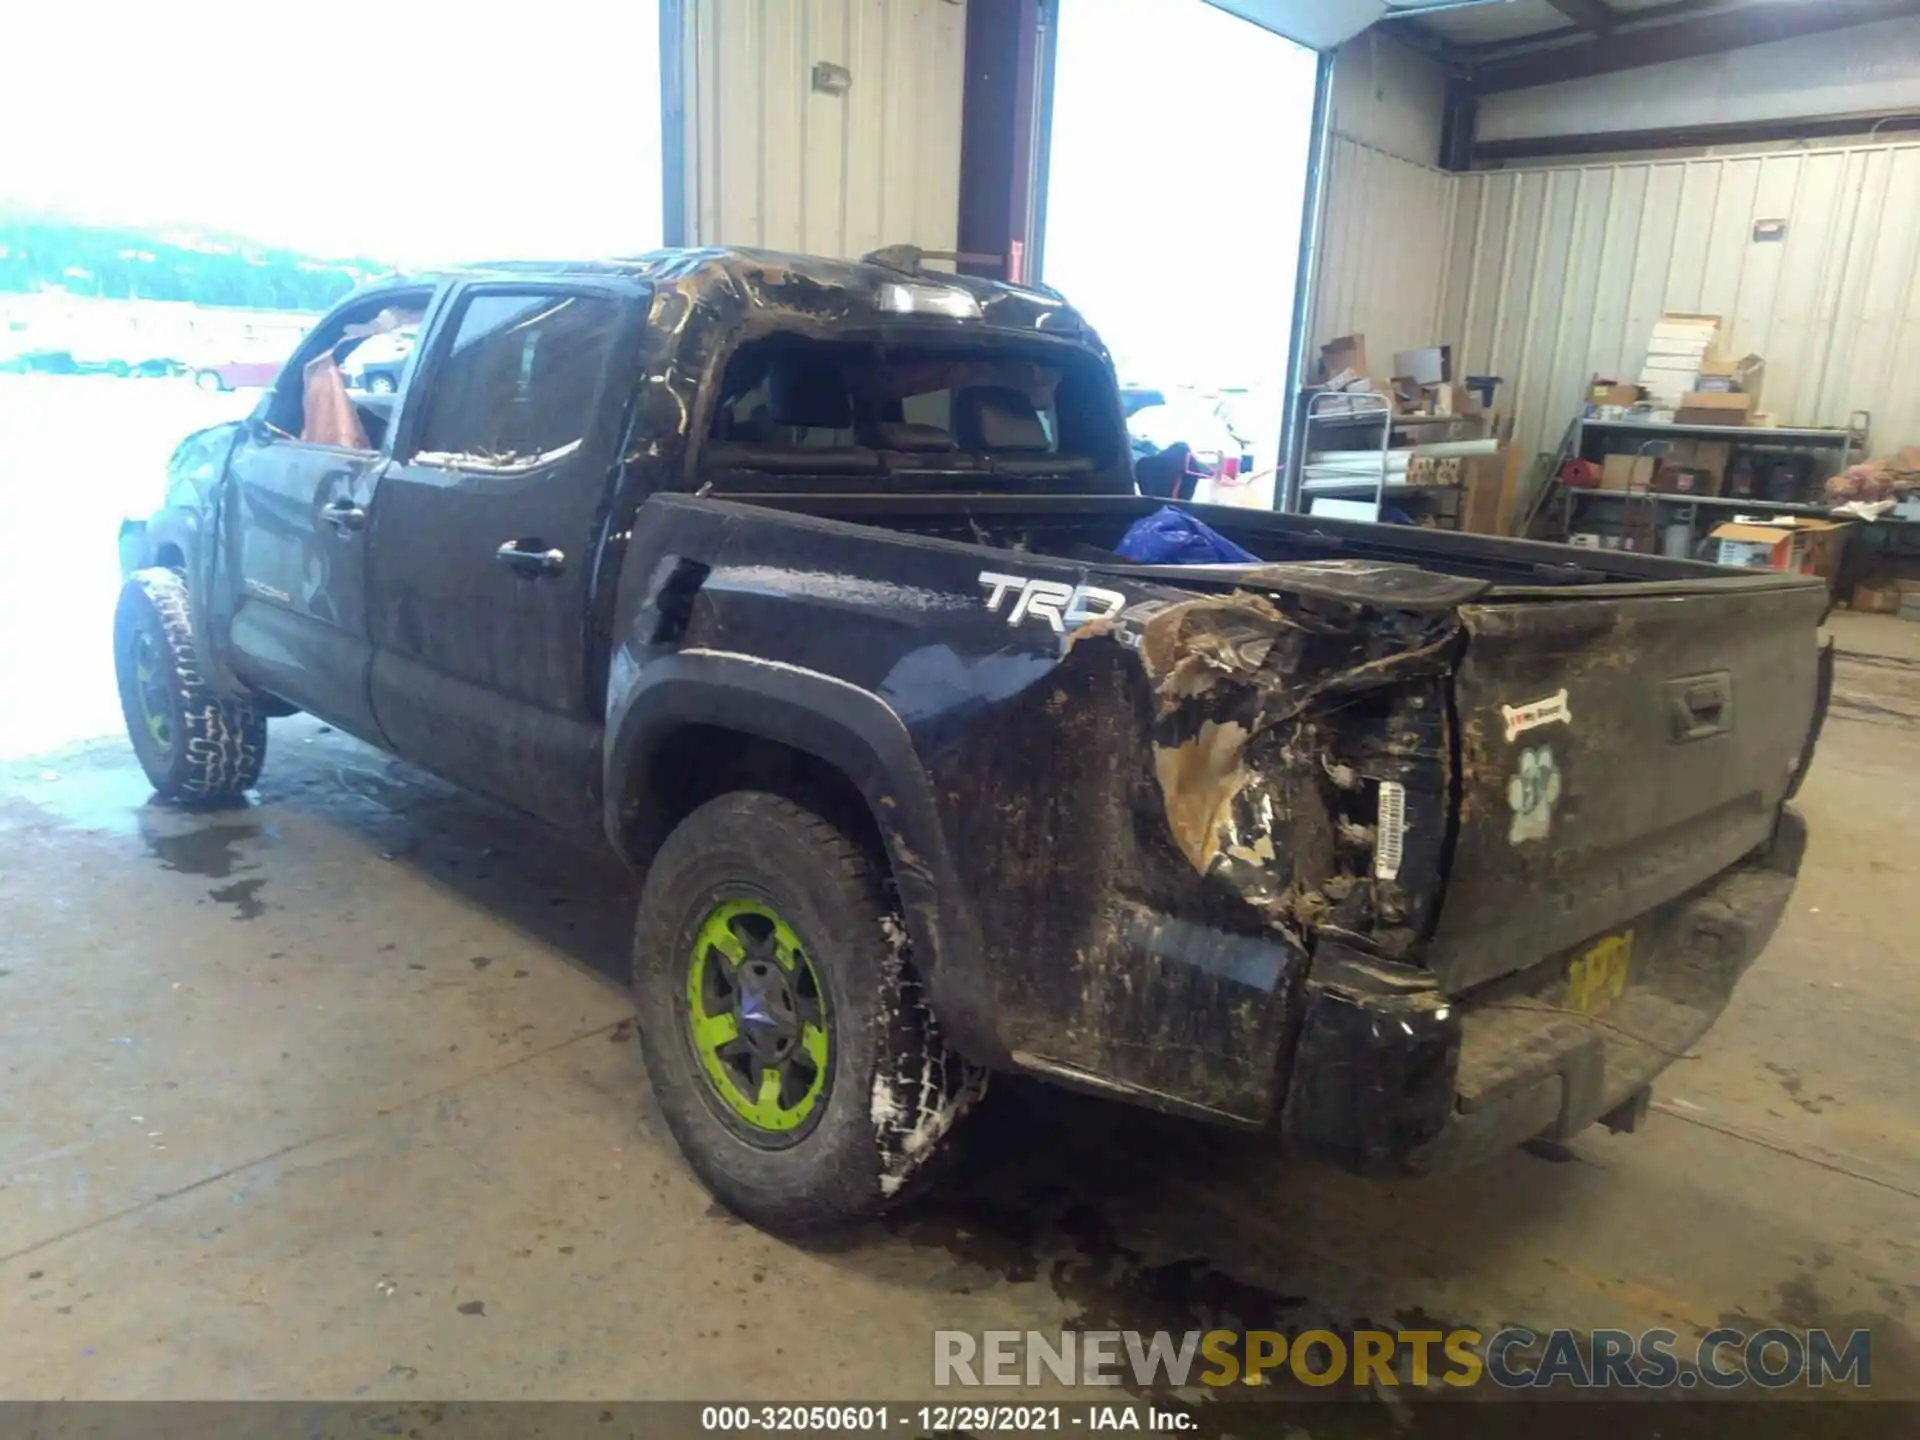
[117,248,1833,1232]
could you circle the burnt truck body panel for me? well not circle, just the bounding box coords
[128,246,1832,1171]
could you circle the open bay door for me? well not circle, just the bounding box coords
[1037,0,1500,510]
[1039,0,1339,510]
[1205,1,1399,50]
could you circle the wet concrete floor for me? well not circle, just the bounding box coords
[1,600,1917,1421]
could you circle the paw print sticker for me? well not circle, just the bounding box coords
[1507,746,1563,845]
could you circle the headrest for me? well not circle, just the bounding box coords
[766,357,852,429]
[872,421,956,452]
[954,386,1050,453]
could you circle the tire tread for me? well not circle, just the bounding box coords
[117,567,267,802]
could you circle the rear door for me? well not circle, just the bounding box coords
[364,280,645,829]
[1427,578,1831,994]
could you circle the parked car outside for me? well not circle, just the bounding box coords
[193,360,285,392]
[342,329,416,394]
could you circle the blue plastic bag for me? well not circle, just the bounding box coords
[1114,506,1259,566]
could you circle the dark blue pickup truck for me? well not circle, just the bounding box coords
[116,247,1830,1233]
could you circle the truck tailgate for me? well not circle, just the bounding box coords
[1427,581,1829,994]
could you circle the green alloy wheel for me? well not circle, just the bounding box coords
[130,627,174,751]
[685,899,832,1141]
[632,790,986,1233]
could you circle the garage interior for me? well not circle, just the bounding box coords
[4,0,1920,1415]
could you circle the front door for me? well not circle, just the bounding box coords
[365,282,643,830]
[226,408,387,737]
[223,285,437,740]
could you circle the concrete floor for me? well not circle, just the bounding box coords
[3,487,1919,1405]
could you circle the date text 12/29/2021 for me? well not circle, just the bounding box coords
[700,1405,1192,1432]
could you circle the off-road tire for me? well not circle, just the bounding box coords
[114,567,267,803]
[632,791,984,1233]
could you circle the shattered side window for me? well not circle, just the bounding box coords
[410,292,620,471]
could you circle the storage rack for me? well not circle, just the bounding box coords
[1285,390,1488,524]
[1549,411,1900,553]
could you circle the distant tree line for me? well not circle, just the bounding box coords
[0,216,393,312]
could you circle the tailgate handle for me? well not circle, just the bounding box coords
[1668,672,1732,742]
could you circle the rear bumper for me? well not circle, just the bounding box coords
[1280,809,1803,1176]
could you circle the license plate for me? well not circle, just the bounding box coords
[1567,932,1633,1016]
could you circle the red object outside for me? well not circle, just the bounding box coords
[211,361,284,389]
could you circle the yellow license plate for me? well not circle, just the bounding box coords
[1567,932,1633,1016]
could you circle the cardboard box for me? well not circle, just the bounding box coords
[1602,454,1658,493]
[1663,439,1732,495]
[1457,448,1512,536]
[1589,378,1643,408]
[1641,364,1706,407]
[1677,392,1753,427]
[1697,352,1766,404]
[1711,517,1850,577]
[1320,334,1367,382]
[1640,314,1726,404]
[1422,381,1480,418]
[1853,580,1901,614]
[1392,345,1451,386]
[1647,313,1722,356]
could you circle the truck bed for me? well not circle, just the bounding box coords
[727,487,1807,592]
[699,490,1827,965]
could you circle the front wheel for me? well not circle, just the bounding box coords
[114,568,267,803]
[366,372,398,396]
[632,791,984,1233]
[194,369,228,392]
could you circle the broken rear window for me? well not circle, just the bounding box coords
[699,334,1124,490]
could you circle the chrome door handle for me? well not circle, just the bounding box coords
[321,499,366,533]
[495,541,566,576]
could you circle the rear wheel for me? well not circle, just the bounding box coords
[114,568,267,803]
[194,369,227,392]
[366,372,398,396]
[632,791,984,1233]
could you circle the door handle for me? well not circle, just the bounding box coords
[495,540,566,576]
[322,499,367,533]
[1666,672,1732,742]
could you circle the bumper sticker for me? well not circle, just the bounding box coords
[1502,688,1572,743]
[1508,746,1563,845]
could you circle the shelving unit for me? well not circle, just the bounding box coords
[1285,388,1493,526]
[1575,415,1869,461]
[1546,411,1883,555]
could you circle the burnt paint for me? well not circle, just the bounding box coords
[606,494,1480,1122]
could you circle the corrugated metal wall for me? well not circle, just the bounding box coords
[1439,143,1920,462]
[1306,33,1455,367]
[677,0,967,258]
[1311,136,1457,358]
